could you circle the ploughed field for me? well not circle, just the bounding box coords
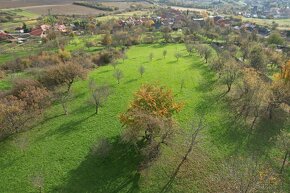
[0,0,75,9]
[0,0,152,15]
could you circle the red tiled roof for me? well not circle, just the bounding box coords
[29,28,43,36]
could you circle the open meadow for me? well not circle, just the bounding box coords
[0,43,217,192]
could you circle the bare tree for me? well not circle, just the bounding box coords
[163,50,167,59]
[113,69,124,84]
[149,53,154,62]
[175,52,182,62]
[139,65,145,77]
[180,79,185,92]
[88,79,110,114]
[111,61,118,69]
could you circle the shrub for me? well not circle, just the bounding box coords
[92,49,122,66]
[0,85,51,139]
[0,70,5,79]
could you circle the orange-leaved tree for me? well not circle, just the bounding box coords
[120,84,183,167]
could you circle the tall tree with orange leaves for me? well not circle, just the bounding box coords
[120,84,183,168]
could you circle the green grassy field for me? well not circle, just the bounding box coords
[0,43,215,192]
[0,43,288,192]
[0,9,39,31]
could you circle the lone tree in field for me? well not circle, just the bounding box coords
[113,69,124,84]
[120,84,183,168]
[40,62,87,114]
[180,79,185,92]
[163,50,167,59]
[149,53,154,62]
[175,52,182,62]
[88,79,110,114]
[139,65,145,77]
[111,62,118,69]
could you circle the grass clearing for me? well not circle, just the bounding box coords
[0,43,288,192]
[0,43,215,192]
[0,9,39,31]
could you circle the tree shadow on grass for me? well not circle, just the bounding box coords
[125,78,138,84]
[167,60,178,64]
[34,105,95,141]
[205,98,288,157]
[52,137,142,193]
[98,69,112,74]
[244,111,287,155]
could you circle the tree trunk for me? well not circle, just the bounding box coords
[250,115,258,130]
[62,102,68,115]
[280,150,289,174]
[95,105,99,114]
[226,84,231,93]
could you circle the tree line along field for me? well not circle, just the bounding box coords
[0,44,215,192]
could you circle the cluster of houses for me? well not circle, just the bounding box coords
[116,8,185,30]
[0,24,68,43]
[241,1,290,19]
[113,8,273,37]
[0,8,286,45]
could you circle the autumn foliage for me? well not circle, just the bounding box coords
[40,62,87,92]
[120,84,183,168]
[120,84,182,125]
[0,83,51,139]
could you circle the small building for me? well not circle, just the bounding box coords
[29,25,50,38]
[29,27,45,37]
